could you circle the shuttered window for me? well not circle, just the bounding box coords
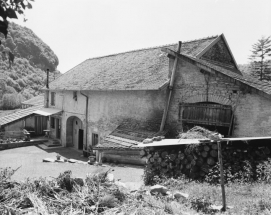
[179,103,232,127]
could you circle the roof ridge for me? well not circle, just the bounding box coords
[184,35,219,43]
[86,35,220,61]
[86,43,176,61]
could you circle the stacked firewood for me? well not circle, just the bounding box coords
[141,142,219,182]
[142,142,271,184]
[142,126,271,184]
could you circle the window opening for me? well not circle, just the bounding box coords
[92,133,99,146]
[51,92,56,106]
[51,117,55,129]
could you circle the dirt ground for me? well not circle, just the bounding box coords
[0,146,144,190]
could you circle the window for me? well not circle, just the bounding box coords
[50,117,55,129]
[92,133,99,146]
[73,91,77,101]
[51,92,56,106]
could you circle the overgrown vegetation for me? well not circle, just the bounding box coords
[0,22,60,110]
[1,167,271,214]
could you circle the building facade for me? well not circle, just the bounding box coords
[43,34,271,164]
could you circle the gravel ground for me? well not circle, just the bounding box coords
[0,146,144,189]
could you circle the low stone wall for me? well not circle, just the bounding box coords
[0,140,43,151]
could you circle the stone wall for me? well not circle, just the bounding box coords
[166,57,271,137]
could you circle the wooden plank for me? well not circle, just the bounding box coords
[218,141,226,211]
[222,137,271,141]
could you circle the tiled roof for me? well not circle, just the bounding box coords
[94,128,159,150]
[94,119,166,150]
[21,95,44,106]
[49,36,218,91]
[0,105,43,127]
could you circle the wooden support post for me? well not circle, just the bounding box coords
[160,41,182,132]
[217,141,226,211]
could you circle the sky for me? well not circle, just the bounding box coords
[13,0,271,73]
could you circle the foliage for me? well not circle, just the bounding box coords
[0,0,34,39]
[256,158,271,183]
[0,22,60,109]
[189,196,216,214]
[249,36,271,81]
[1,92,23,109]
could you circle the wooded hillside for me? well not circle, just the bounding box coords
[0,22,60,109]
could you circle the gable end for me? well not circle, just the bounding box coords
[200,37,236,66]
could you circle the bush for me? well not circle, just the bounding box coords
[256,158,271,183]
[1,93,22,109]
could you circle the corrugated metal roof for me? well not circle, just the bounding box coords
[0,105,43,127]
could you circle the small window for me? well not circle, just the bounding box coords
[51,92,56,106]
[73,91,77,101]
[92,133,99,146]
[51,117,55,129]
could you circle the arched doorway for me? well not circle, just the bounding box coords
[66,116,84,150]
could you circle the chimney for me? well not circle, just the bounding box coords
[45,68,49,108]
[46,68,49,89]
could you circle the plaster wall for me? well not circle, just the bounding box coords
[4,116,35,132]
[47,91,86,147]
[234,93,271,137]
[86,90,166,146]
[51,90,165,148]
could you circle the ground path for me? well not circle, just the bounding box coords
[0,146,144,190]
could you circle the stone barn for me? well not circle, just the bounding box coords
[42,34,271,164]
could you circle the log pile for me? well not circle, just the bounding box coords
[142,142,219,184]
[142,127,271,185]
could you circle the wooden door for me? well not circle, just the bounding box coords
[78,129,83,150]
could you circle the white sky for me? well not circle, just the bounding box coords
[13,0,271,73]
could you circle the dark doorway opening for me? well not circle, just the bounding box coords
[35,116,47,136]
[78,129,84,150]
[56,118,61,139]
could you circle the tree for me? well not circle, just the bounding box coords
[249,36,271,81]
[0,0,33,39]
